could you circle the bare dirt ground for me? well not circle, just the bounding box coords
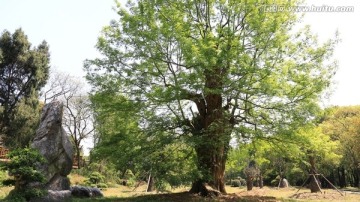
[290,192,343,200]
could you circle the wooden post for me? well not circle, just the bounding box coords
[321,174,344,196]
[146,172,151,192]
[312,174,323,193]
[296,175,310,194]
[277,177,282,189]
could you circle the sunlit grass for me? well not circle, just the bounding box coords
[69,173,87,186]
[0,186,13,200]
[2,184,360,201]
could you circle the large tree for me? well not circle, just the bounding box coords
[0,28,50,147]
[85,0,337,194]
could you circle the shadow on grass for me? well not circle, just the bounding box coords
[70,192,279,202]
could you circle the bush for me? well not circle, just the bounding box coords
[85,171,110,189]
[155,180,171,192]
[80,161,121,185]
[69,173,87,186]
[124,169,135,179]
[271,175,281,186]
[97,183,108,189]
[4,190,26,202]
[126,177,136,187]
[88,172,105,184]
[106,182,120,188]
[231,179,241,187]
[5,187,47,201]
[1,148,46,187]
[1,148,47,201]
[239,178,246,185]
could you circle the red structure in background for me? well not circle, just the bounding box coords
[0,146,9,162]
[72,155,86,169]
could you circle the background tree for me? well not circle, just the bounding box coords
[63,94,94,169]
[226,125,340,192]
[90,90,197,191]
[40,70,80,104]
[0,28,50,148]
[6,96,43,148]
[294,126,341,192]
[321,106,360,187]
[85,0,337,194]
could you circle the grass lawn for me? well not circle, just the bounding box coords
[1,185,360,201]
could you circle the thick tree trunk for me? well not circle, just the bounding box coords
[246,176,253,191]
[190,137,228,195]
[189,115,230,195]
[308,155,321,193]
[189,180,221,197]
[309,175,321,193]
[189,68,231,196]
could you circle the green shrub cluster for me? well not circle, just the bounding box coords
[231,180,241,187]
[1,148,47,201]
[5,188,47,202]
[75,161,123,188]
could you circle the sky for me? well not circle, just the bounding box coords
[0,0,359,107]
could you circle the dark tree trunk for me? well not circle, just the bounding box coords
[189,180,221,197]
[246,176,253,191]
[309,175,321,192]
[146,175,155,192]
[308,155,321,193]
[338,167,346,188]
[190,180,209,196]
[353,168,360,187]
[74,143,81,169]
[259,174,264,188]
[190,134,229,195]
[189,68,231,196]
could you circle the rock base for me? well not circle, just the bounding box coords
[30,190,71,202]
[47,175,71,191]
[71,186,104,198]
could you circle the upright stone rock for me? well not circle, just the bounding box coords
[280,178,289,188]
[31,101,73,190]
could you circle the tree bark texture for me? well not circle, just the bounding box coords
[259,174,264,188]
[189,69,231,195]
[246,176,253,191]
